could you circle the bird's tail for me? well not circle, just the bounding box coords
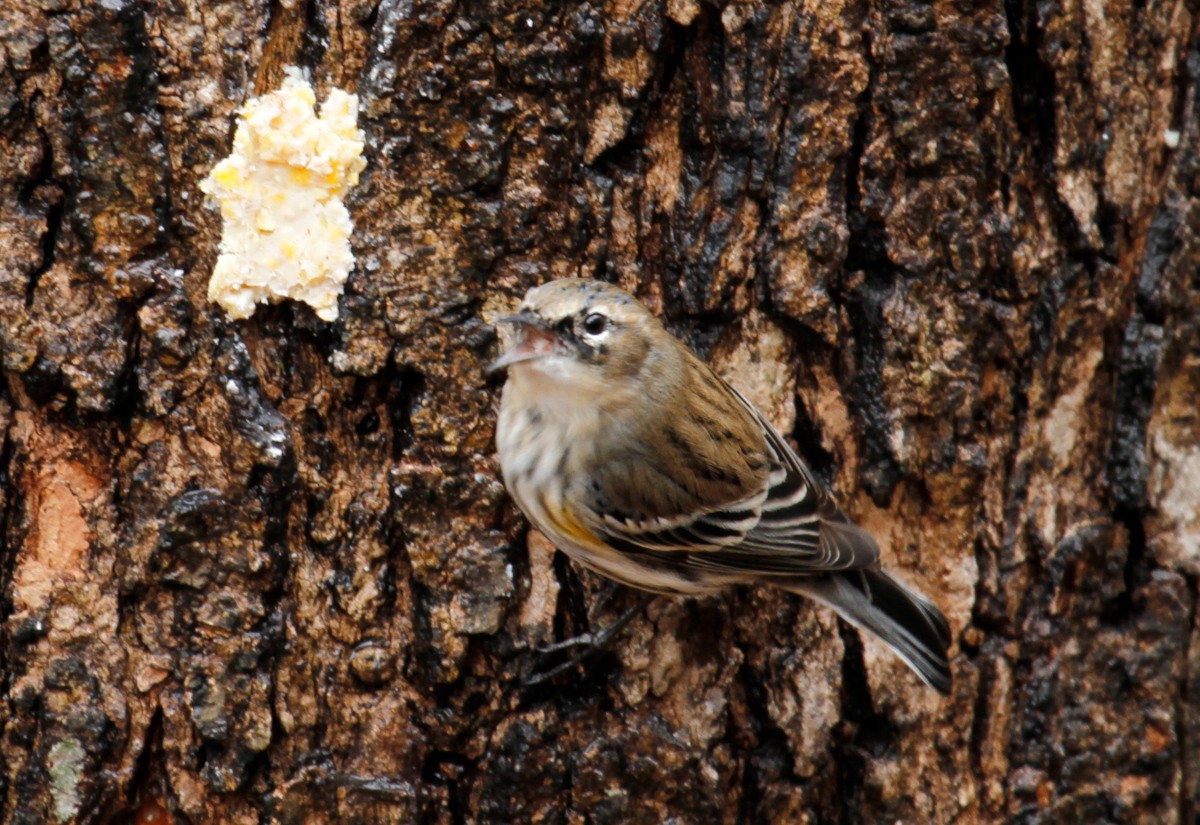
[783,569,953,694]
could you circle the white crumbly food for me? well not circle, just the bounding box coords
[201,68,366,321]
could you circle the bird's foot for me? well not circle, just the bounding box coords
[522,593,652,686]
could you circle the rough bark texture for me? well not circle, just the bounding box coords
[1,0,1197,822]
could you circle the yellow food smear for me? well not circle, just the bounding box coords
[200,67,367,321]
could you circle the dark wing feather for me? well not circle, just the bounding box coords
[582,344,772,554]
[586,382,878,576]
[593,497,765,553]
[682,387,879,575]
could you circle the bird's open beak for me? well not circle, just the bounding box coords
[487,311,560,373]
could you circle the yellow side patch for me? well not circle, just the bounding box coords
[539,492,600,549]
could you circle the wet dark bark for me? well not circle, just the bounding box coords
[1,0,1198,822]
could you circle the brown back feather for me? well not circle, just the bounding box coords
[590,338,770,525]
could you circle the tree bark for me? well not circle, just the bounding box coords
[1,0,1197,822]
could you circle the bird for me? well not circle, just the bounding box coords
[489,278,952,693]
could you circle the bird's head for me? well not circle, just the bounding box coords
[489,279,664,389]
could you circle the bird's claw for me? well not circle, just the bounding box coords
[520,595,652,687]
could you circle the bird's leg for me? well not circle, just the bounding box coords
[534,580,619,654]
[534,586,641,655]
[523,588,654,686]
[276,754,416,803]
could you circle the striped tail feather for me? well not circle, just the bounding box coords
[784,569,953,694]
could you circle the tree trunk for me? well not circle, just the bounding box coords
[1,0,1197,822]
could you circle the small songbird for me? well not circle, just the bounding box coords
[490,279,952,693]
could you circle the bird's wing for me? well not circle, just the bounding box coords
[689,388,880,574]
[582,378,879,574]
[591,487,768,553]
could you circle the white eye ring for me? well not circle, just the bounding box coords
[582,313,608,336]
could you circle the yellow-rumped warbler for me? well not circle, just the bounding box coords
[490,279,951,693]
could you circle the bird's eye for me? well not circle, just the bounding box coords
[582,313,608,336]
